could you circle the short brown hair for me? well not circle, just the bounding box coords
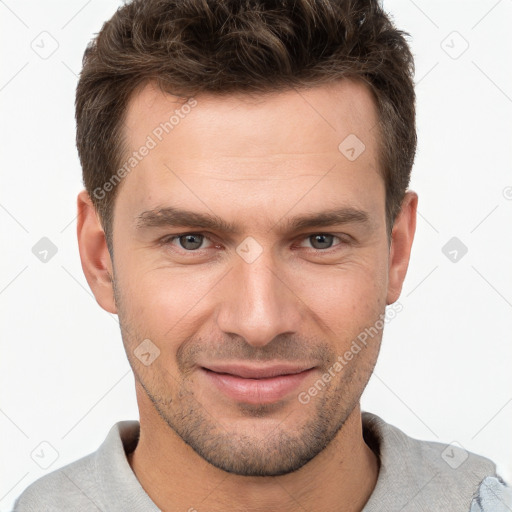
[76,0,416,253]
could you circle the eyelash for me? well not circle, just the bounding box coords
[159,232,351,255]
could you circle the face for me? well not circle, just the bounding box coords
[87,80,412,477]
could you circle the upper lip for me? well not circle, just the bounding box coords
[201,363,315,379]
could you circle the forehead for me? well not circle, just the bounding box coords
[123,79,379,161]
[116,79,383,229]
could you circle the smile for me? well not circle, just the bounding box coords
[200,363,316,404]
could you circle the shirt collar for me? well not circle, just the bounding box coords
[94,413,495,512]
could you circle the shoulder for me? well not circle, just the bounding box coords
[12,452,102,511]
[12,421,141,512]
[362,412,506,511]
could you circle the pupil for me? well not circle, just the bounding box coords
[312,234,332,249]
[180,234,203,250]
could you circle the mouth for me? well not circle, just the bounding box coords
[199,363,317,404]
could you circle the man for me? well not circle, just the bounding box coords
[13,0,511,511]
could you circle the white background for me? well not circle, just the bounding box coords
[1,0,511,510]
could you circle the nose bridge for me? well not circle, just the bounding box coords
[215,248,302,347]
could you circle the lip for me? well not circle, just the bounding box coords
[200,363,316,404]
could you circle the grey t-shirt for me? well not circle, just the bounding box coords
[12,412,512,511]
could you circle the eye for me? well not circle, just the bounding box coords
[159,232,350,256]
[162,233,214,251]
[298,234,344,250]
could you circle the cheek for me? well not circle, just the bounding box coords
[118,264,222,342]
[289,255,388,337]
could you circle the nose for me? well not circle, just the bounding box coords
[215,251,304,348]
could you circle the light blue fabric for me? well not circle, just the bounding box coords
[470,476,512,512]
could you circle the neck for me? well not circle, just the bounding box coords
[128,398,379,512]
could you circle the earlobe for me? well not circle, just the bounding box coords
[76,190,117,314]
[386,191,418,305]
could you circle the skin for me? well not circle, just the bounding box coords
[77,79,417,512]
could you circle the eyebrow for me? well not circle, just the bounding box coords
[135,206,370,234]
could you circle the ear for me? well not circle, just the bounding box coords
[76,190,117,314]
[386,191,418,305]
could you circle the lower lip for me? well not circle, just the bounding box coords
[201,368,315,404]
